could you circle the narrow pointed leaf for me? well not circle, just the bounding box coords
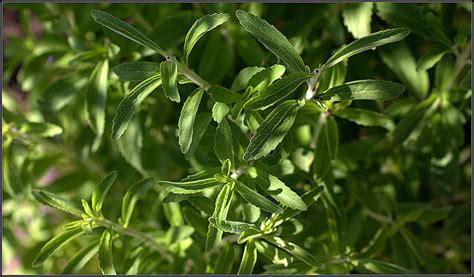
[121,178,154,227]
[160,59,180,102]
[91,171,117,212]
[32,227,84,267]
[322,28,410,70]
[262,235,321,268]
[244,72,311,110]
[314,116,339,179]
[206,184,233,251]
[113,62,161,81]
[355,258,414,273]
[235,180,283,214]
[250,168,307,211]
[186,112,213,157]
[238,240,258,274]
[342,3,373,39]
[91,10,167,57]
[112,75,161,140]
[184,13,230,65]
[99,230,116,275]
[319,80,405,101]
[333,107,395,130]
[416,45,449,71]
[62,240,99,273]
[208,85,243,104]
[32,190,83,217]
[236,10,307,72]
[238,227,263,244]
[231,66,265,91]
[158,178,220,194]
[85,59,109,151]
[117,117,145,175]
[209,217,254,234]
[214,118,234,166]
[178,88,204,154]
[244,100,301,161]
[247,64,286,93]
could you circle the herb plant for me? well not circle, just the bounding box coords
[2,3,471,274]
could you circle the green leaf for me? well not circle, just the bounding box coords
[333,107,395,130]
[235,180,283,214]
[32,190,83,217]
[244,72,311,110]
[231,66,265,91]
[121,178,154,227]
[85,59,109,152]
[313,116,339,179]
[208,85,244,104]
[209,217,254,234]
[183,13,230,65]
[214,118,234,166]
[212,102,230,123]
[214,243,235,273]
[238,240,258,274]
[98,230,116,275]
[321,28,410,71]
[158,178,220,194]
[178,88,204,154]
[186,112,213,157]
[262,235,321,268]
[112,74,162,140]
[117,117,145,175]
[91,171,118,212]
[12,120,63,138]
[355,258,414,273]
[206,184,234,251]
[62,240,99,273]
[32,227,84,267]
[247,64,286,93]
[342,3,373,39]
[91,10,167,57]
[238,227,263,244]
[113,62,161,82]
[379,42,429,99]
[375,3,452,47]
[244,100,301,161]
[317,60,347,93]
[235,10,307,73]
[319,80,405,101]
[160,59,180,103]
[188,195,215,215]
[416,44,449,71]
[270,186,324,228]
[249,168,307,211]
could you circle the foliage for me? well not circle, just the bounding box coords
[2,3,471,274]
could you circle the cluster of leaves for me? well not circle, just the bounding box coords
[2,3,471,274]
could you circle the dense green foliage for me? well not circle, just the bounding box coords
[2,3,471,274]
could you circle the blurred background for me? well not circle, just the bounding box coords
[2,3,471,274]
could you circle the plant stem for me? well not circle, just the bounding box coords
[176,60,211,90]
[446,39,471,92]
[96,218,173,263]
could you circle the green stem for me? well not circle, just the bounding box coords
[176,60,211,90]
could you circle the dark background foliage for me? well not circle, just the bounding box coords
[2,3,471,274]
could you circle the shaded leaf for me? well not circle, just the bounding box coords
[113,62,161,81]
[244,100,301,161]
[244,72,311,110]
[91,10,167,57]
[214,118,234,166]
[112,75,161,140]
[247,64,286,93]
[322,28,410,70]
[184,13,230,65]
[319,80,405,101]
[121,178,154,227]
[158,178,220,194]
[238,240,258,274]
[98,230,116,275]
[91,171,117,212]
[262,235,321,268]
[32,227,84,267]
[313,116,339,179]
[333,107,395,130]
[236,10,307,72]
[178,88,204,154]
[160,58,180,103]
[62,240,99,273]
[235,180,283,214]
[208,85,243,104]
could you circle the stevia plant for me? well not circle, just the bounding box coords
[3,3,471,275]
